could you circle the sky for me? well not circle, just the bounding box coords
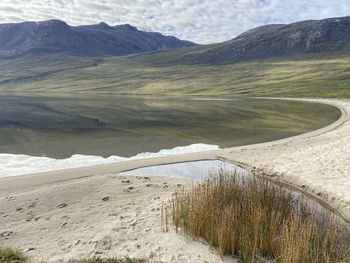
[1,0,350,44]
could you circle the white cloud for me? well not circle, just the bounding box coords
[0,0,350,44]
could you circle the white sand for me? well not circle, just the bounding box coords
[1,98,350,262]
[0,175,235,263]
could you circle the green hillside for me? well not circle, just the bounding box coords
[1,50,350,98]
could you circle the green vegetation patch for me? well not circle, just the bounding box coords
[1,51,350,98]
[0,248,28,263]
[0,249,145,263]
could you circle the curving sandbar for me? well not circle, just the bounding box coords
[220,98,350,221]
[0,98,349,262]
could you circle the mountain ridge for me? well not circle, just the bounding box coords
[1,15,350,98]
[2,16,350,63]
[0,19,196,58]
[170,15,350,64]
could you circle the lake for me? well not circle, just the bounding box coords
[0,94,341,158]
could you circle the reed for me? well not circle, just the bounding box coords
[170,170,350,262]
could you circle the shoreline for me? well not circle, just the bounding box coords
[0,98,346,186]
[220,98,350,220]
[0,98,345,179]
[1,97,350,262]
[0,98,348,206]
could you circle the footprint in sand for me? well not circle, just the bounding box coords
[5,196,16,201]
[102,196,110,201]
[57,203,68,209]
[122,179,131,184]
[146,183,161,188]
[178,254,188,262]
[124,186,137,193]
[119,215,133,223]
[95,236,112,250]
[28,202,36,209]
[26,216,35,222]
[0,231,14,239]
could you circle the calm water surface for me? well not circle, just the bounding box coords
[0,94,341,158]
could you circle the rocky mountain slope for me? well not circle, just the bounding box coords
[0,20,195,58]
[158,16,350,64]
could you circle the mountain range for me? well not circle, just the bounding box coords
[0,20,195,58]
[1,16,350,62]
[1,16,350,98]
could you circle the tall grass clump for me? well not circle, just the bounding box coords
[0,248,28,263]
[170,170,350,262]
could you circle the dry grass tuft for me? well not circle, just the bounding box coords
[170,170,350,262]
[0,248,28,263]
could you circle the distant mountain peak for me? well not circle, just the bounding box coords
[115,24,138,31]
[38,19,67,24]
[96,22,112,29]
[36,19,69,29]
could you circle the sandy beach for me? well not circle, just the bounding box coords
[1,98,350,262]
